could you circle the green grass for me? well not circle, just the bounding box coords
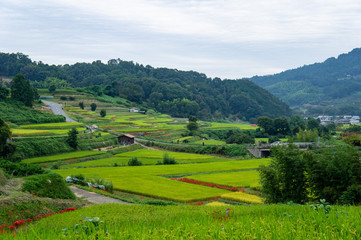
[193,140,226,145]
[6,204,361,239]
[21,122,83,129]
[22,151,106,164]
[12,128,85,136]
[62,155,231,168]
[115,149,218,160]
[203,122,258,130]
[187,170,261,188]
[55,158,270,201]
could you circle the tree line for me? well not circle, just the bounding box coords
[0,53,291,120]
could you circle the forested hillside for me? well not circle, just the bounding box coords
[250,48,361,115]
[0,53,291,120]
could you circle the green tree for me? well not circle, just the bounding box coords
[290,115,306,135]
[257,116,274,135]
[0,118,12,155]
[273,118,291,136]
[90,103,97,111]
[48,85,56,93]
[100,109,106,117]
[0,86,9,100]
[66,128,78,149]
[259,144,308,203]
[79,102,84,110]
[226,133,255,144]
[188,116,197,122]
[187,121,198,131]
[304,145,361,204]
[10,74,34,107]
[307,118,320,130]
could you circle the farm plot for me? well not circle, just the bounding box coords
[221,191,264,204]
[22,151,106,164]
[193,140,226,145]
[8,204,361,239]
[186,170,261,188]
[12,128,85,136]
[55,158,270,202]
[203,122,258,130]
[21,122,83,129]
[115,149,218,160]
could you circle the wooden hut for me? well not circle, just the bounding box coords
[118,134,135,145]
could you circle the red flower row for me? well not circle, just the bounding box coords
[172,178,244,192]
[0,207,78,234]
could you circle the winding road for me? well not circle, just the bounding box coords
[42,100,77,122]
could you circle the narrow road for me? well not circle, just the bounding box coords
[42,100,77,122]
[69,186,132,205]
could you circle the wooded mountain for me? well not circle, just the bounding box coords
[250,48,361,115]
[0,52,291,120]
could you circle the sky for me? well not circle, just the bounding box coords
[1,0,361,79]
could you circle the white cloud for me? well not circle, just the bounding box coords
[1,0,361,78]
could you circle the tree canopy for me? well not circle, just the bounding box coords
[0,52,292,120]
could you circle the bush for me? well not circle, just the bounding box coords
[14,137,73,159]
[0,169,7,186]
[0,160,46,176]
[340,184,361,205]
[22,172,75,199]
[69,96,75,101]
[163,153,176,165]
[60,96,67,100]
[128,157,143,166]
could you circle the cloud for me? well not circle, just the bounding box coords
[1,0,361,78]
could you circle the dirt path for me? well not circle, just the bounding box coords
[69,186,132,205]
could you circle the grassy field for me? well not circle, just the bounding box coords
[55,158,270,201]
[221,191,264,204]
[115,149,219,160]
[21,122,83,129]
[193,140,226,145]
[12,128,85,136]
[187,170,261,188]
[5,204,361,239]
[203,122,258,130]
[22,151,106,164]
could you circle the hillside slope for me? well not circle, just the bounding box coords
[250,48,361,114]
[0,53,291,120]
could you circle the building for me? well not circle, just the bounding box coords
[118,134,135,145]
[129,108,139,113]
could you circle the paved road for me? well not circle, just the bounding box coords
[42,100,77,122]
[69,186,132,204]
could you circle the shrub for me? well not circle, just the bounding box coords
[69,96,75,101]
[128,157,143,166]
[100,109,106,117]
[163,153,176,165]
[60,96,67,100]
[0,168,7,186]
[0,160,46,176]
[22,172,76,199]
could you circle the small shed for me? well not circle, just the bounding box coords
[118,134,135,145]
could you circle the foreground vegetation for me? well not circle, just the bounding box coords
[3,203,361,239]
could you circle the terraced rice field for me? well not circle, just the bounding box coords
[193,140,226,145]
[22,151,106,164]
[203,122,258,130]
[12,128,85,136]
[5,204,361,239]
[21,122,83,129]
[221,191,264,204]
[55,158,270,202]
[186,170,261,188]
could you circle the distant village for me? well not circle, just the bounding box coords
[316,115,360,125]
